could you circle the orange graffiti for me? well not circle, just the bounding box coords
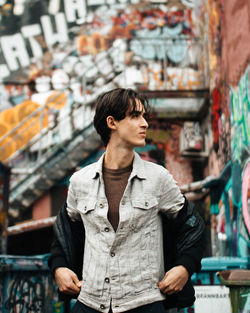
[46,91,67,110]
[78,33,111,56]
[0,100,48,162]
[0,92,67,162]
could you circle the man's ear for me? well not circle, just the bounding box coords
[106,116,117,130]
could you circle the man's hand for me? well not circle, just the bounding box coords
[158,265,189,295]
[54,267,82,295]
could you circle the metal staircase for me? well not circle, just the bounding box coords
[3,101,102,217]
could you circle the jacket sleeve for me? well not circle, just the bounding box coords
[48,202,71,275]
[48,202,85,279]
[174,198,206,276]
[162,197,206,277]
[48,233,70,275]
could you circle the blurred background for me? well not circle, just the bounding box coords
[0,0,249,312]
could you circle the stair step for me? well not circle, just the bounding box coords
[9,124,102,219]
[34,177,55,190]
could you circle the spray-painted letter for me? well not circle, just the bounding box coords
[1,33,30,71]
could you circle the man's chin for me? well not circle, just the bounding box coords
[136,141,146,148]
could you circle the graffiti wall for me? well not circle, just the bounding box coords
[3,5,206,134]
[0,0,207,108]
[0,0,208,164]
[206,0,231,176]
[208,0,250,173]
[207,66,250,257]
[206,0,250,257]
[230,65,250,257]
[0,0,205,88]
[0,254,63,313]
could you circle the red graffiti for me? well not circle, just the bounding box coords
[212,87,221,150]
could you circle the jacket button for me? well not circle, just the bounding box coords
[110,252,115,257]
[104,227,109,232]
[99,203,104,208]
[100,304,105,310]
[105,277,110,283]
[145,201,149,207]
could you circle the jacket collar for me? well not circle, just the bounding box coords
[91,151,146,180]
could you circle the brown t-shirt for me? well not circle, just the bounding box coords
[103,164,132,232]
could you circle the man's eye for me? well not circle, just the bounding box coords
[131,112,140,117]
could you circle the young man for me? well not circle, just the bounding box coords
[49,88,205,313]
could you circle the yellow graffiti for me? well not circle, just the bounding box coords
[46,91,67,110]
[78,33,111,56]
[0,91,67,162]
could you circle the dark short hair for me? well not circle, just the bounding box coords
[93,88,149,146]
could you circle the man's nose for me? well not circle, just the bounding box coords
[142,117,148,128]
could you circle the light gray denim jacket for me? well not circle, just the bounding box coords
[67,152,185,313]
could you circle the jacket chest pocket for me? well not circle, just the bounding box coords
[130,197,158,232]
[76,198,104,234]
[76,198,96,216]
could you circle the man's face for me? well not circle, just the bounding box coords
[113,99,148,148]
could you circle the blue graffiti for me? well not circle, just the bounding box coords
[5,273,45,313]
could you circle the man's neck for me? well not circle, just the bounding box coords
[104,145,134,170]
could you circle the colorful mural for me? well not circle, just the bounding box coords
[230,66,250,165]
[206,0,250,258]
[207,0,231,174]
[208,0,250,173]
[207,66,250,257]
[230,65,250,257]
[0,0,207,112]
